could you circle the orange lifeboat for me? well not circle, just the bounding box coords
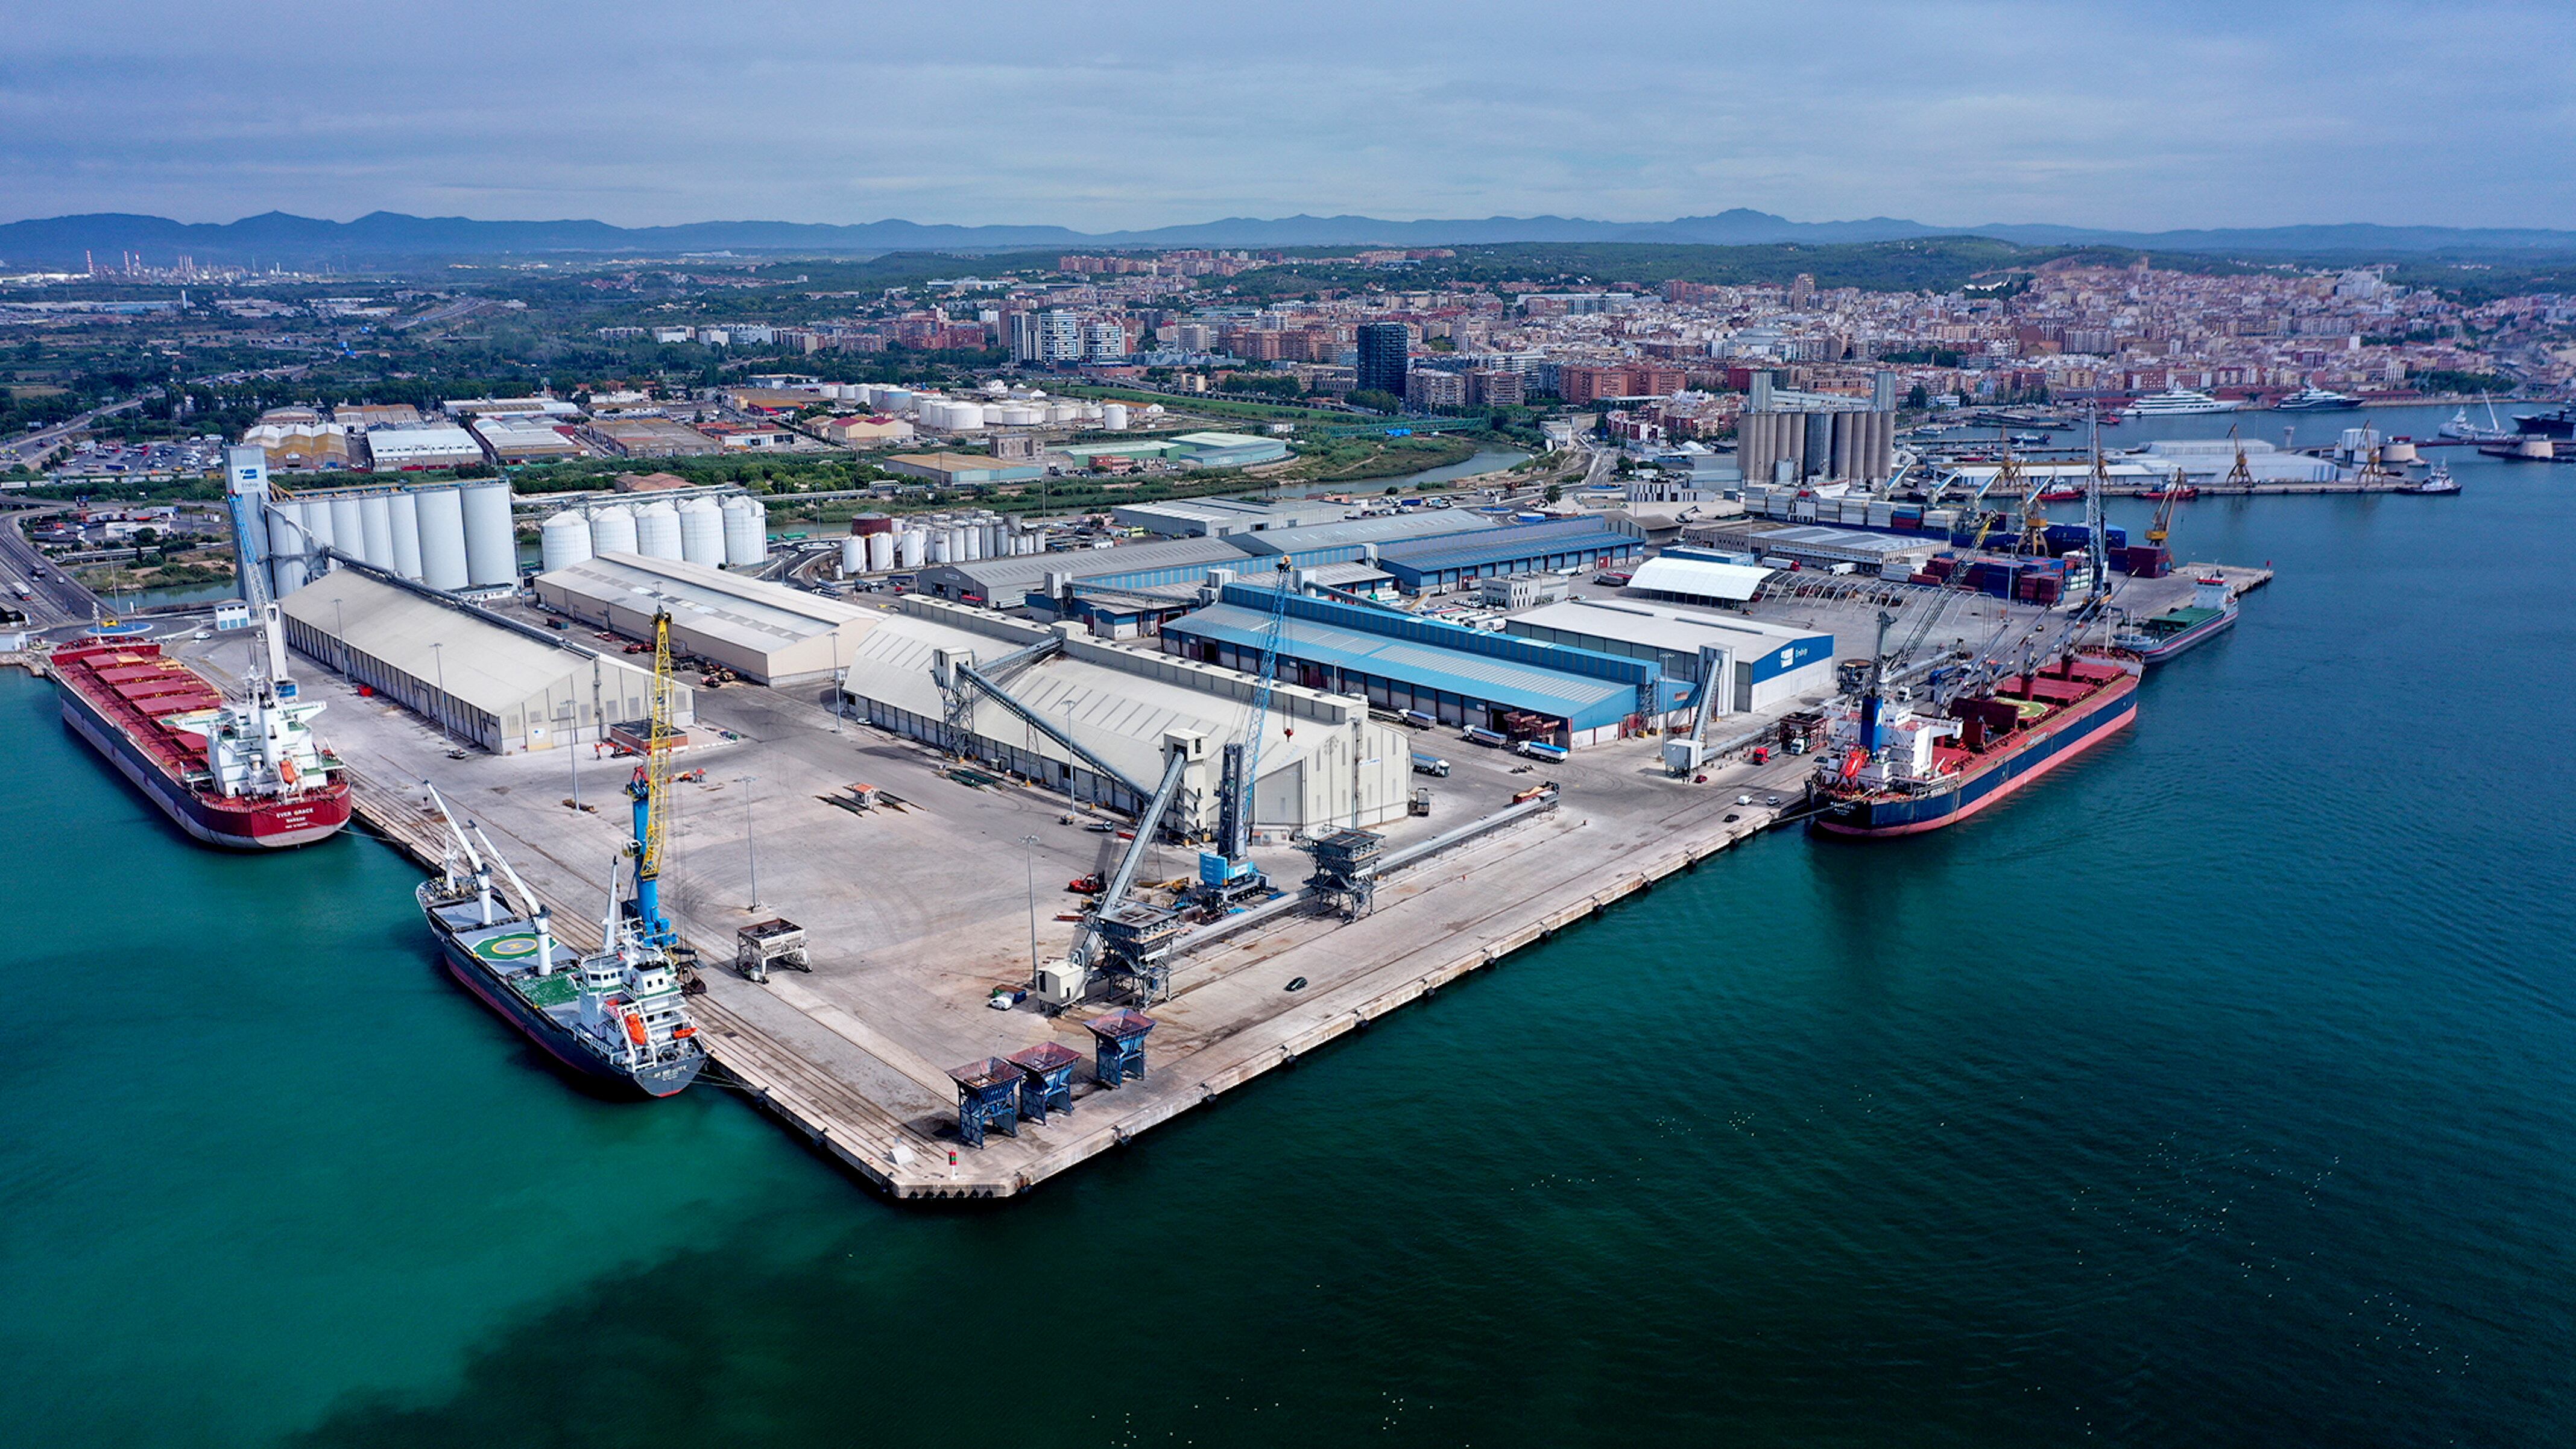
[623,1013,649,1046]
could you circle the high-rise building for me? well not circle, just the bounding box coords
[1082,321,1129,361]
[1356,323,1410,396]
[1037,310,1084,365]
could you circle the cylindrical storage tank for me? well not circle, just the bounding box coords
[633,500,683,560]
[841,536,865,575]
[540,511,594,572]
[589,503,637,558]
[1046,403,1077,425]
[961,528,981,561]
[1080,402,1103,422]
[1802,414,1832,479]
[297,494,336,553]
[1830,414,1854,479]
[998,404,1042,426]
[899,529,927,567]
[722,497,767,567]
[879,387,914,413]
[851,511,894,537]
[1873,412,1895,481]
[329,494,365,564]
[679,497,726,567]
[867,532,895,572]
[928,532,951,564]
[359,493,396,568]
[266,500,311,596]
[1740,415,1767,486]
[987,523,1006,557]
[2379,439,2417,464]
[388,490,424,579]
[1102,403,1130,431]
[414,486,469,590]
[459,479,517,587]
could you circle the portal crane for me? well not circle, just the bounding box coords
[625,610,678,949]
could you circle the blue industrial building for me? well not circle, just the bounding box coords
[1161,583,1686,747]
[1372,517,1643,594]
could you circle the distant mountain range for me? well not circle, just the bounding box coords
[8,207,2576,268]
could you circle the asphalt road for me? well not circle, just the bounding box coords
[0,507,106,624]
[3,391,157,469]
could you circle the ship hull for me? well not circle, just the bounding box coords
[57,684,350,848]
[423,903,703,1099]
[1813,674,2138,838]
[2133,605,2238,663]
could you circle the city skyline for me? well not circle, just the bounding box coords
[10,0,2576,233]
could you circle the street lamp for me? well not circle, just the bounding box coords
[1021,833,1041,982]
[557,701,580,806]
[734,774,763,910]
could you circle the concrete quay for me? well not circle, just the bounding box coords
[230,634,1818,1200]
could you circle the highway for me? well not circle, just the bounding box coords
[4,391,160,469]
[0,507,107,624]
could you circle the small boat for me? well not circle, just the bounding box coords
[2114,575,2240,663]
[2402,463,2461,495]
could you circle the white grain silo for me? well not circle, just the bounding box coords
[459,479,517,587]
[867,532,894,572]
[265,500,311,596]
[1102,404,1130,431]
[329,494,366,563]
[633,500,683,561]
[388,490,424,579]
[414,485,469,590]
[956,526,978,561]
[540,511,594,572]
[722,497,767,567]
[898,529,927,568]
[679,497,726,567]
[359,493,395,569]
[297,493,336,554]
[589,504,637,558]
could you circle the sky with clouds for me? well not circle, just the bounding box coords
[7,0,2573,230]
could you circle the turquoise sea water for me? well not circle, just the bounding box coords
[3,405,2570,1445]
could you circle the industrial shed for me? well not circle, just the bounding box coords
[1225,510,1498,566]
[532,552,880,688]
[1623,555,1775,606]
[1162,583,1680,748]
[1502,598,1836,716]
[279,566,690,755]
[838,598,1413,833]
[1373,517,1643,595]
[915,537,1246,606]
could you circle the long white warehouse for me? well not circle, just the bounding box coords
[533,551,879,688]
[839,596,1414,834]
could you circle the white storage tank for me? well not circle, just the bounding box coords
[867,532,895,572]
[722,497,768,567]
[459,479,517,587]
[1101,403,1129,431]
[297,493,336,552]
[899,529,927,568]
[679,497,727,567]
[633,500,683,561]
[540,511,595,572]
[265,500,311,596]
[995,404,1043,426]
[841,535,865,575]
[877,388,915,414]
[388,490,424,580]
[1046,403,1077,425]
[359,493,395,569]
[414,485,469,590]
[329,494,366,563]
[929,532,951,564]
[589,504,637,558]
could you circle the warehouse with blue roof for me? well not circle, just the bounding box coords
[1161,582,1688,747]
[1370,516,1643,594]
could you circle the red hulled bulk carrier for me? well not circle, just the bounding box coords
[51,638,350,849]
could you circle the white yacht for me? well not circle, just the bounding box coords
[2126,388,2237,416]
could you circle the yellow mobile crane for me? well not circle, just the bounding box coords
[625,610,678,948]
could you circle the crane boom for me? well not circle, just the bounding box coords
[626,609,677,947]
[1238,560,1296,840]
